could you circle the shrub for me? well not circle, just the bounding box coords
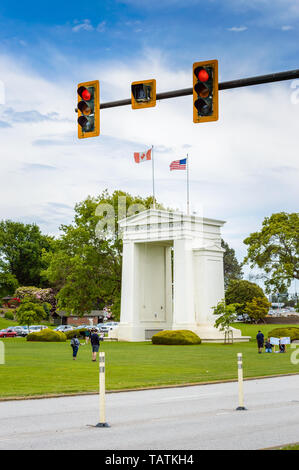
[267,327,299,342]
[27,328,66,342]
[15,286,57,313]
[152,330,201,345]
[65,328,88,340]
[4,311,14,320]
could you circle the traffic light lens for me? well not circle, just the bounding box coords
[132,84,152,102]
[198,69,209,82]
[194,98,212,116]
[194,82,210,98]
[77,86,92,101]
[78,101,92,115]
[78,116,88,128]
[82,89,91,101]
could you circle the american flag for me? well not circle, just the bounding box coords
[170,158,187,171]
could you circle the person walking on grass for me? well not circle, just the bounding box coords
[256,330,264,354]
[85,329,91,344]
[90,328,101,362]
[70,335,80,360]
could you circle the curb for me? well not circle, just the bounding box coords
[261,441,299,450]
[0,372,298,402]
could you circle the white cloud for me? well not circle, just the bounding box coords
[72,20,94,33]
[96,21,106,33]
[281,25,294,31]
[0,50,298,263]
[227,0,299,25]
[227,26,248,32]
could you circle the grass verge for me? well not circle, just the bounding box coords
[0,323,298,399]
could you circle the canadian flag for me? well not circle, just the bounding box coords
[134,148,151,163]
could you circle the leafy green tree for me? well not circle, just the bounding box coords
[244,212,299,293]
[43,190,161,320]
[0,270,19,298]
[225,279,266,315]
[16,298,48,328]
[213,299,241,342]
[221,239,243,289]
[244,297,271,324]
[0,220,54,287]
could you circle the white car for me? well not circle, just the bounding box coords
[29,325,48,333]
[54,325,74,332]
[99,322,119,332]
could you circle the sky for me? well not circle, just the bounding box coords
[0,0,298,288]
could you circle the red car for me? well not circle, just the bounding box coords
[0,329,18,338]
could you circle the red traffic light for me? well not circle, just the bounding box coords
[77,86,91,101]
[82,89,91,100]
[198,69,209,82]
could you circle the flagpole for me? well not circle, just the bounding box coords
[152,145,156,209]
[186,153,190,215]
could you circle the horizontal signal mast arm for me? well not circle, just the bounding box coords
[100,68,299,109]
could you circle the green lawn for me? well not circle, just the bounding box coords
[0,318,19,329]
[0,323,298,399]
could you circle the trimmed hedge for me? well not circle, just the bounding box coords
[267,327,299,342]
[65,328,88,340]
[152,330,201,345]
[4,312,14,320]
[27,328,66,342]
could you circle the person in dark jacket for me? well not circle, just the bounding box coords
[90,329,102,362]
[279,339,286,353]
[256,331,264,353]
[265,337,272,353]
[70,335,80,360]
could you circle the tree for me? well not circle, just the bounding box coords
[225,279,266,315]
[221,239,243,289]
[16,297,48,328]
[0,220,54,287]
[0,270,19,298]
[243,297,271,324]
[243,212,299,293]
[213,299,240,343]
[43,190,161,320]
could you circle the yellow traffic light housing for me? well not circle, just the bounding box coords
[193,60,218,123]
[131,79,156,109]
[77,80,100,139]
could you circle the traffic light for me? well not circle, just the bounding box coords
[131,79,156,109]
[77,80,100,139]
[193,60,218,123]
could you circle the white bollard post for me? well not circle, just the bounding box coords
[236,352,247,410]
[96,352,110,427]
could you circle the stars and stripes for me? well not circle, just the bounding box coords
[169,158,187,171]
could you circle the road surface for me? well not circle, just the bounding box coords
[0,375,299,450]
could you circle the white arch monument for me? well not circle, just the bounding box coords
[115,209,249,343]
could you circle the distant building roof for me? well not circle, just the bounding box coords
[56,310,104,317]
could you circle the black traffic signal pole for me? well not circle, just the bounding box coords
[100,69,299,110]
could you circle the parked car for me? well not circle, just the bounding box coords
[29,325,48,333]
[54,325,74,332]
[7,326,28,337]
[99,322,119,333]
[0,329,18,338]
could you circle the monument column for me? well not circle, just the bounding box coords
[193,245,225,325]
[119,241,136,325]
[172,238,196,329]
